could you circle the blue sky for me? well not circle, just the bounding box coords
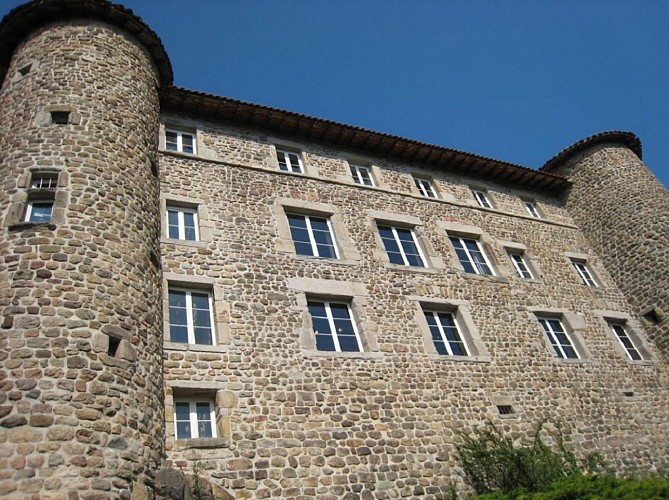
[3,0,668,187]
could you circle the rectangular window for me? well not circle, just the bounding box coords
[424,309,469,356]
[30,173,58,189]
[450,236,494,275]
[25,200,54,222]
[571,260,597,287]
[609,322,643,361]
[308,300,362,352]
[378,225,426,267]
[166,206,199,241]
[538,318,580,359]
[287,213,338,258]
[472,189,493,209]
[509,252,534,279]
[350,164,374,186]
[168,288,215,345]
[165,129,195,154]
[277,149,303,173]
[174,400,216,439]
[413,176,437,198]
[524,200,541,218]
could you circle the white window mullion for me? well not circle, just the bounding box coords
[391,227,410,266]
[326,218,340,259]
[411,230,428,268]
[324,302,342,352]
[177,211,185,240]
[452,315,471,356]
[185,291,195,344]
[433,312,453,356]
[304,216,319,257]
[459,238,479,275]
[188,401,198,438]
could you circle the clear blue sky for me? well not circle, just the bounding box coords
[3,0,668,187]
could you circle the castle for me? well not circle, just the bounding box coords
[1,0,668,498]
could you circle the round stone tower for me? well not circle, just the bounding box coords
[543,132,669,361]
[0,1,172,497]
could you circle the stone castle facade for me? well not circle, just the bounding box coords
[0,1,667,498]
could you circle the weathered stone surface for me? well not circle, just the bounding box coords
[154,467,184,499]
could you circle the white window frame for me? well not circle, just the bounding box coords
[173,399,216,439]
[471,189,493,209]
[423,309,470,356]
[308,300,363,353]
[276,149,304,173]
[537,317,580,360]
[608,322,644,361]
[449,236,495,276]
[165,128,196,154]
[413,176,437,198]
[571,260,597,287]
[509,252,534,279]
[168,288,216,345]
[379,225,428,267]
[166,205,199,241]
[524,200,541,218]
[287,213,340,259]
[350,164,374,186]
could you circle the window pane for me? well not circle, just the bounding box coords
[167,210,180,239]
[315,333,335,351]
[182,134,194,153]
[166,131,178,151]
[176,421,191,439]
[194,327,213,345]
[28,202,54,222]
[169,326,188,343]
[338,335,360,352]
[169,290,187,307]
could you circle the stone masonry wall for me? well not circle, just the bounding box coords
[0,21,163,499]
[159,120,669,499]
[549,145,669,361]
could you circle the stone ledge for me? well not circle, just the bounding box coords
[6,221,56,232]
[174,437,230,450]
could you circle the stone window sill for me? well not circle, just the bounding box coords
[288,253,358,266]
[381,263,441,274]
[302,349,384,360]
[164,341,228,353]
[428,354,492,363]
[161,237,209,249]
[7,221,56,232]
[174,437,230,450]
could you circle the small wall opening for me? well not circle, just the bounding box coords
[643,308,661,325]
[18,63,32,77]
[51,111,70,125]
[108,336,121,357]
[497,405,514,415]
[622,391,635,398]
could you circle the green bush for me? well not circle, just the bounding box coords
[474,474,669,499]
[457,422,581,495]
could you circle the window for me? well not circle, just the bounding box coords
[537,318,580,359]
[608,322,643,361]
[167,205,199,241]
[308,300,362,352]
[350,164,374,186]
[287,213,338,258]
[174,400,216,439]
[378,225,426,267]
[423,309,469,356]
[509,252,534,279]
[277,149,303,173]
[165,129,195,154]
[413,176,437,198]
[24,172,58,223]
[168,288,215,345]
[449,236,494,275]
[50,111,70,125]
[524,200,541,218]
[472,189,493,209]
[571,260,597,287]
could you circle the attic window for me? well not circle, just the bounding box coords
[51,111,70,125]
[18,63,32,77]
[497,405,514,415]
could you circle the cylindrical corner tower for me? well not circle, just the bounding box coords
[543,132,669,360]
[0,1,172,497]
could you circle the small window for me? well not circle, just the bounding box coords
[174,400,216,439]
[537,317,580,359]
[277,149,303,173]
[423,309,469,356]
[168,288,215,345]
[165,129,195,154]
[524,200,541,218]
[608,322,643,361]
[472,189,493,209]
[167,205,199,241]
[287,213,338,259]
[571,260,597,287]
[25,201,54,222]
[378,225,427,267]
[30,173,58,190]
[308,300,362,352]
[18,63,32,77]
[509,252,534,279]
[449,236,494,275]
[25,172,59,223]
[497,405,514,415]
[643,308,661,324]
[413,176,437,198]
[350,164,374,186]
[50,111,70,125]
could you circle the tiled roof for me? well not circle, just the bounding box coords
[542,131,642,172]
